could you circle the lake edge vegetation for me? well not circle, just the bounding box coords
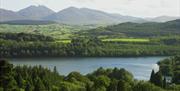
[0,56,180,91]
[0,32,180,58]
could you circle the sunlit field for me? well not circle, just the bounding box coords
[102,38,150,42]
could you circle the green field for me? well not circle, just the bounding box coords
[0,24,98,39]
[56,40,71,43]
[54,38,150,44]
[102,38,150,42]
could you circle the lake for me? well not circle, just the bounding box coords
[10,56,167,80]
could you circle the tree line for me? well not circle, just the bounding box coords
[1,59,175,91]
[150,56,180,90]
[0,35,180,58]
[0,33,54,41]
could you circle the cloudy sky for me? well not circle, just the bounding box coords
[0,0,180,18]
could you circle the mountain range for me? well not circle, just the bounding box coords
[0,5,179,25]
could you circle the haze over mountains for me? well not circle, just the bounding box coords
[18,5,55,20]
[0,5,179,25]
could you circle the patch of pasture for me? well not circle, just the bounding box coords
[102,38,150,42]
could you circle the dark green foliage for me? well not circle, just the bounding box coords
[25,82,33,91]
[0,32,54,41]
[0,59,18,91]
[0,58,179,91]
[150,70,163,87]
[0,38,180,57]
[163,78,167,88]
[150,70,155,83]
[16,73,24,88]
[150,55,180,90]
[107,79,118,91]
[34,78,46,91]
[157,56,180,84]
[133,81,165,91]
[117,79,131,91]
[0,19,180,58]
[155,72,163,87]
[1,34,180,58]
[0,24,180,58]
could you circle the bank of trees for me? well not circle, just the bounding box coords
[150,56,180,90]
[0,33,54,41]
[0,34,180,58]
[0,59,171,91]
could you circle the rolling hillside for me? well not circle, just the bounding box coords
[0,9,25,22]
[81,19,180,38]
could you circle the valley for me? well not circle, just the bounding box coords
[0,4,180,91]
[0,19,180,58]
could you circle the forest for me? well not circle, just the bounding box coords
[0,19,180,58]
[0,2,180,91]
[0,56,180,91]
[150,55,180,90]
[0,33,180,58]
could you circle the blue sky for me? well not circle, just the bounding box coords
[0,0,180,18]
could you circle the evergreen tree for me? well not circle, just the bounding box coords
[107,79,118,91]
[16,73,24,88]
[154,72,163,87]
[150,70,155,83]
[25,82,33,91]
[34,78,46,91]
[53,66,58,75]
[163,78,167,89]
[0,59,17,91]
[117,80,131,91]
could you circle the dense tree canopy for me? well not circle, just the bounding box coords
[0,33,180,58]
[1,59,179,91]
[0,33,54,41]
[150,56,180,90]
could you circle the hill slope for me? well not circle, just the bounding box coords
[18,5,55,20]
[0,20,57,25]
[0,6,179,25]
[0,9,25,22]
[147,16,180,22]
[81,19,180,37]
[44,7,146,25]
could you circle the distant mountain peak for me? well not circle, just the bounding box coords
[23,5,49,8]
[2,5,178,24]
[43,6,147,25]
[66,6,79,9]
[0,8,26,22]
[18,5,55,20]
[60,7,81,12]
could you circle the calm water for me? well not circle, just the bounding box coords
[10,57,167,80]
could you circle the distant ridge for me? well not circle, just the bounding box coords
[18,5,55,20]
[0,5,179,25]
[82,19,180,37]
[0,8,26,22]
[0,20,57,25]
[146,16,180,22]
[44,7,148,24]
